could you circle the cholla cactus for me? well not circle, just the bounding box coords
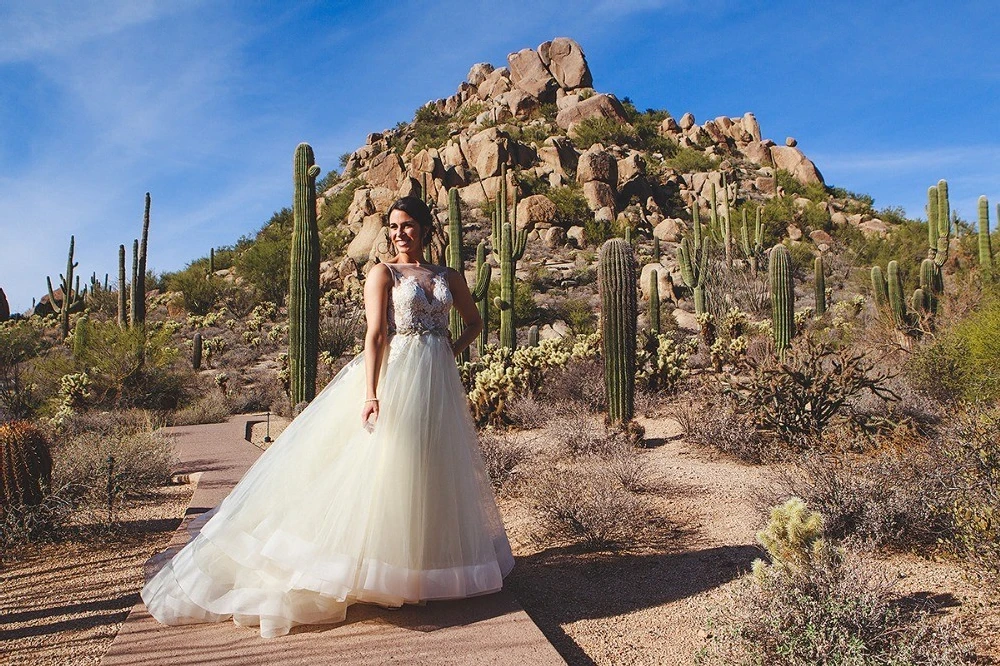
[752,497,836,582]
[636,333,692,392]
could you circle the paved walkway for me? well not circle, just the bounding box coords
[101,415,564,665]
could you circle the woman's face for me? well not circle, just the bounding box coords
[388,209,425,255]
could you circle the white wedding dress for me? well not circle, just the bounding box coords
[141,262,515,638]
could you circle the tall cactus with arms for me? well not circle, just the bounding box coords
[445,187,491,363]
[599,238,637,425]
[491,165,526,350]
[678,204,709,315]
[289,143,321,405]
[46,236,86,338]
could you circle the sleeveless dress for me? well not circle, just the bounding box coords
[140,262,515,638]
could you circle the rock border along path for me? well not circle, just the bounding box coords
[100,414,564,666]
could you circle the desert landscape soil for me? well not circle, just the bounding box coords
[0,484,193,666]
[502,414,1000,666]
[1,415,997,665]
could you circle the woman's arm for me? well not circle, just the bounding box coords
[445,267,484,358]
[361,264,392,425]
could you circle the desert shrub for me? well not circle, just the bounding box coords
[569,116,636,150]
[845,219,928,289]
[584,215,613,245]
[545,402,608,456]
[725,334,897,447]
[71,321,186,411]
[54,411,175,505]
[539,355,605,413]
[528,465,648,550]
[939,407,1000,582]
[776,169,829,203]
[666,146,716,173]
[703,257,771,318]
[546,182,591,228]
[779,444,946,549]
[0,488,73,552]
[318,177,362,228]
[907,289,1000,403]
[319,291,365,361]
[503,393,548,430]
[163,266,226,315]
[233,208,293,307]
[603,436,653,492]
[671,394,773,463]
[0,319,47,418]
[168,392,231,426]
[700,498,969,665]
[477,429,529,494]
[486,280,539,334]
[555,296,597,334]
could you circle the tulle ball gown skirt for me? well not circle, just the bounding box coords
[141,333,515,638]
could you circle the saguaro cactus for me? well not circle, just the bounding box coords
[73,314,90,362]
[870,265,889,311]
[0,421,53,512]
[979,196,993,281]
[649,270,661,333]
[130,240,139,327]
[599,238,637,425]
[491,165,527,350]
[446,187,465,347]
[130,193,151,327]
[46,235,85,338]
[289,143,321,405]
[886,260,912,330]
[924,180,950,311]
[678,204,709,315]
[814,255,826,316]
[740,206,765,272]
[527,325,539,347]
[193,332,203,370]
[769,244,794,353]
[209,247,216,274]
[117,245,127,329]
[473,240,492,357]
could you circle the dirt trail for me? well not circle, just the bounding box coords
[502,415,774,666]
[503,415,999,665]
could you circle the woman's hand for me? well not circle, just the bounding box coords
[361,399,379,431]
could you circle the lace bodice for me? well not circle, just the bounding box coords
[385,263,453,336]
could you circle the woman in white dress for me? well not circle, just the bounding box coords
[141,196,515,638]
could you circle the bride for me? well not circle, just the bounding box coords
[141,196,515,638]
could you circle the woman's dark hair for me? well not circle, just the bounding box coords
[386,196,435,245]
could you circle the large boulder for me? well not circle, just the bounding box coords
[515,194,557,232]
[467,62,494,86]
[653,217,682,242]
[507,48,558,102]
[555,93,628,131]
[583,181,616,211]
[536,136,578,176]
[364,151,404,190]
[347,214,385,262]
[617,153,645,189]
[477,67,512,99]
[541,37,592,89]
[577,146,617,184]
[770,145,824,185]
[639,264,674,301]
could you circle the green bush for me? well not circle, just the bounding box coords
[487,280,539,334]
[164,267,226,315]
[844,219,928,290]
[546,183,590,228]
[71,320,185,410]
[410,104,451,152]
[776,168,829,202]
[319,178,362,229]
[234,209,293,307]
[908,289,1000,402]
[666,146,716,173]
[558,296,597,334]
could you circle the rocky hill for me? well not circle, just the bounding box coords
[315,37,892,329]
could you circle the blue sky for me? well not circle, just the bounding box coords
[1,0,997,313]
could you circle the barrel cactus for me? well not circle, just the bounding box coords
[288,142,321,405]
[599,238,637,425]
[769,245,794,353]
[0,421,53,513]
